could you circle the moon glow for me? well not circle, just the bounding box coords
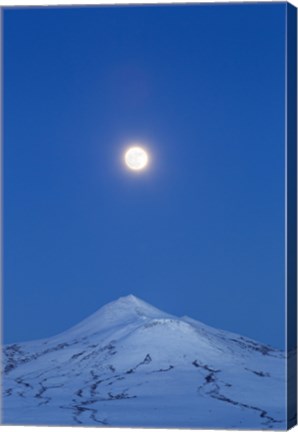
[124,146,149,171]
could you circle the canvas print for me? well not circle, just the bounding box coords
[1,2,297,430]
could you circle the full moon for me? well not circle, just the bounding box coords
[124,146,149,171]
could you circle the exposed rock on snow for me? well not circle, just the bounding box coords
[2,295,286,428]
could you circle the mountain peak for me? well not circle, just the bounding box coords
[101,294,172,319]
[110,294,155,309]
[115,294,143,304]
[59,294,174,340]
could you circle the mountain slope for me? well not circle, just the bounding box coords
[1,295,286,428]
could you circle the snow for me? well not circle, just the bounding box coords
[1,295,287,429]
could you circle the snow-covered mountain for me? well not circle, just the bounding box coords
[2,295,287,428]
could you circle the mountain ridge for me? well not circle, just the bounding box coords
[2,294,286,428]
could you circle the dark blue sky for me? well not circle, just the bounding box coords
[3,3,286,348]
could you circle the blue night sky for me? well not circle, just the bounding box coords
[3,3,286,348]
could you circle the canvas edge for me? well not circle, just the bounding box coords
[0,5,3,427]
[286,2,298,430]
